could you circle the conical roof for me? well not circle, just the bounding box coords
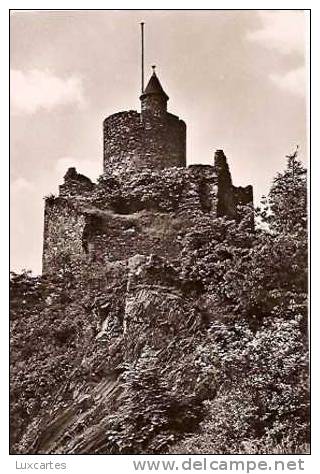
[140,71,169,101]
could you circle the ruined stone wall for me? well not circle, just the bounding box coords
[103,111,186,176]
[59,168,95,199]
[79,166,220,267]
[214,150,237,218]
[97,166,219,216]
[182,165,218,215]
[233,185,254,207]
[42,198,87,274]
[83,210,183,265]
[42,174,217,275]
[42,153,252,276]
[42,200,185,275]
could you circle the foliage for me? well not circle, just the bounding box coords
[10,152,309,454]
[168,152,309,454]
[169,316,309,454]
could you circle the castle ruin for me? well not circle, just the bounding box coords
[42,68,253,275]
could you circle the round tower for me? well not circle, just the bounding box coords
[103,68,186,176]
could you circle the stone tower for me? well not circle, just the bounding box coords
[103,68,186,177]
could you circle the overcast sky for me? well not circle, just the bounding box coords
[10,10,308,274]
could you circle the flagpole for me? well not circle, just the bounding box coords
[140,22,144,93]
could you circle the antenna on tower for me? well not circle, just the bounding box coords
[140,22,145,93]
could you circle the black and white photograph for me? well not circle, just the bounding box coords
[8,6,311,467]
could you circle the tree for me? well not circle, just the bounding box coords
[260,147,307,234]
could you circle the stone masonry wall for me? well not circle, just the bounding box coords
[141,95,168,119]
[233,185,254,207]
[59,167,95,199]
[42,198,87,274]
[103,111,186,176]
[83,210,178,264]
[214,150,237,218]
[42,153,253,275]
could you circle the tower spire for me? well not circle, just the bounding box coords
[140,68,169,101]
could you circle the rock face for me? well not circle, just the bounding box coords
[10,254,208,454]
